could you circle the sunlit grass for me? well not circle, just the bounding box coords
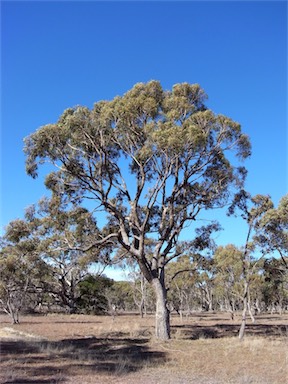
[0,312,287,383]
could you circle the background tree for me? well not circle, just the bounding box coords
[229,192,274,339]
[0,220,48,323]
[214,244,243,319]
[256,194,288,268]
[24,81,251,339]
[126,264,151,317]
[25,196,109,313]
[104,280,136,316]
[247,263,266,315]
[166,255,197,319]
[76,274,114,314]
[195,257,215,312]
[165,248,214,318]
[262,258,288,314]
[0,194,111,319]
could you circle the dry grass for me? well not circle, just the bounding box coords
[0,312,287,383]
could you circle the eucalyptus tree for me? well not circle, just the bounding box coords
[0,195,108,318]
[165,241,216,317]
[126,263,151,317]
[24,81,251,339]
[229,192,274,339]
[254,195,288,313]
[214,244,243,319]
[256,194,288,268]
[0,220,49,323]
[77,274,114,314]
[166,255,197,318]
[262,258,288,313]
[25,196,108,313]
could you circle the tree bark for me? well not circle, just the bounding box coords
[152,278,170,340]
[139,273,146,318]
[239,304,247,340]
[247,296,255,323]
[239,282,248,340]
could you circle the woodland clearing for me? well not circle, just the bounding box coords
[0,312,287,384]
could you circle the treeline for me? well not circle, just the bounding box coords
[0,239,287,323]
[0,193,288,325]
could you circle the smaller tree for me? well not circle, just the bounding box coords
[0,195,112,319]
[194,257,215,312]
[77,274,114,314]
[214,244,243,319]
[104,280,135,316]
[262,258,288,314]
[128,268,150,317]
[24,196,110,313]
[0,220,47,323]
[122,258,156,317]
[256,194,288,268]
[166,255,197,319]
[228,191,274,339]
[0,250,29,323]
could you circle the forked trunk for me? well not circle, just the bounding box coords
[152,278,170,340]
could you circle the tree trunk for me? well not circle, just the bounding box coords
[247,298,255,323]
[140,273,146,318]
[239,304,247,340]
[139,298,145,318]
[12,310,20,324]
[239,282,248,340]
[226,298,235,320]
[255,298,261,315]
[152,278,170,340]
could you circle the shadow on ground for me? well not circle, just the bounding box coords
[172,322,288,339]
[0,335,167,384]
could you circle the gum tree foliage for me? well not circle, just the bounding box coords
[0,197,109,318]
[166,246,215,317]
[104,280,136,315]
[214,244,243,319]
[0,220,49,323]
[214,244,266,320]
[126,263,151,317]
[23,196,108,313]
[24,81,251,339]
[76,274,114,315]
[256,194,288,268]
[166,255,199,317]
[254,195,288,313]
[262,258,288,313]
[229,192,274,339]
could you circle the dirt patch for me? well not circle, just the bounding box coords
[0,312,287,384]
[0,327,47,341]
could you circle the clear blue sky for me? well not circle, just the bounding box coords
[1,1,287,253]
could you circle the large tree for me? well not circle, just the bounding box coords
[24,81,251,339]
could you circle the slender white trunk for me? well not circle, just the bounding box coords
[248,297,255,323]
[239,282,248,340]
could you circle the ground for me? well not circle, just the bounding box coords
[0,312,287,384]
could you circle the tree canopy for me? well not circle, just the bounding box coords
[24,81,251,339]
